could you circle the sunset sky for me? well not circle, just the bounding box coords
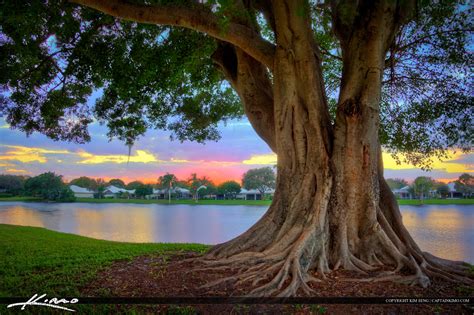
[0,115,472,185]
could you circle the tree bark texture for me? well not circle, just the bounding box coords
[75,0,473,296]
[202,0,472,296]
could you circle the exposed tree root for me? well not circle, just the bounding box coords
[194,245,473,297]
[190,195,473,297]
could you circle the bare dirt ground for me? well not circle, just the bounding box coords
[81,252,473,314]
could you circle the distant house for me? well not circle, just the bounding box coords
[392,185,411,199]
[237,188,275,200]
[103,185,135,198]
[447,182,463,198]
[148,187,192,200]
[69,185,94,198]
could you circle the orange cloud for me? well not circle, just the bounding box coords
[4,168,29,174]
[77,150,159,164]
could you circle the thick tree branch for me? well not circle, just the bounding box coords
[70,0,275,69]
[212,42,276,152]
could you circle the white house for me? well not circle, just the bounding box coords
[69,185,94,198]
[148,187,192,199]
[447,182,463,198]
[237,188,275,200]
[103,185,135,198]
[392,185,411,199]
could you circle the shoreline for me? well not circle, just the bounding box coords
[0,196,473,206]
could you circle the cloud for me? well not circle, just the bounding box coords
[170,158,191,163]
[4,168,29,174]
[0,145,70,163]
[77,149,159,164]
[382,151,473,173]
[242,154,277,165]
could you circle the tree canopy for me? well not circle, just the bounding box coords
[187,173,212,198]
[242,167,275,195]
[25,172,75,201]
[0,174,28,195]
[126,180,144,190]
[386,178,408,190]
[108,178,126,188]
[454,173,473,197]
[134,183,153,198]
[0,0,471,167]
[218,180,241,198]
[157,173,177,190]
[410,176,436,200]
[70,176,99,190]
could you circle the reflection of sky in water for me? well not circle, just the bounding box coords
[0,202,472,263]
[401,205,473,263]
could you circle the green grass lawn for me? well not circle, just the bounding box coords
[75,197,273,206]
[1,196,472,205]
[397,198,474,205]
[0,196,42,202]
[0,224,208,298]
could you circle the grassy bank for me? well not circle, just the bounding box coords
[0,196,473,205]
[397,199,474,205]
[0,224,208,298]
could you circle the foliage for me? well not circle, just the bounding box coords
[386,178,408,190]
[24,172,76,201]
[126,180,144,190]
[378,1,473,168]
[410,176,436,200]
[135,184,153,198]
[242,167,276,195]
[108,178,125,188]
[454,173,473,198]
[94,186,106,199]
[157,173,177,191]
[218,180,241,199]
[0,174,28,195]
[173,180,190,190]
[70,176,99,190]
[201,182,218,197]
[187,173,213,199]
[436,183,450,198]
[0,0,242,146]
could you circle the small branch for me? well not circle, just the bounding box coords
[320,47,342,61]
[70,0,275,70]
[394,28,474,53]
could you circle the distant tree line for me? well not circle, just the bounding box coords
[0,172,75,202]
[5,169,470,202]
[386,173,473,200]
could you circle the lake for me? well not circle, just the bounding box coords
[0,202,472,263]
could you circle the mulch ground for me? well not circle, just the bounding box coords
[81,252,473,314]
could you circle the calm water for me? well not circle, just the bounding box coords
[0,202,472,263]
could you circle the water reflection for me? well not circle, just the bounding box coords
[401,205,473,263]
[0,202,472,263]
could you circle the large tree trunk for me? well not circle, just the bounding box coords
[200,0,472,296]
